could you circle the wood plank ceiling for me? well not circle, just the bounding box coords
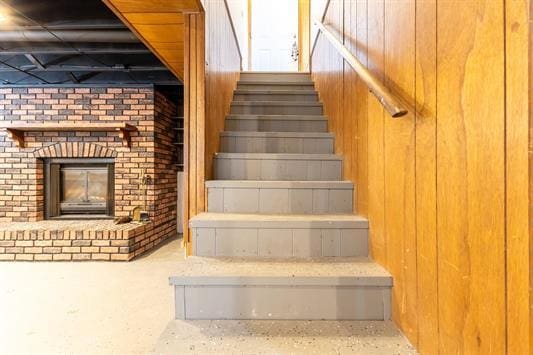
[103,0,204,81]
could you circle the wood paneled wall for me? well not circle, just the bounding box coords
[103,0,204,80]
[298,0,311,71]
[183,0,241,254]
[203,0,242,182]
[529,1,533,350]
[311,0,530,353]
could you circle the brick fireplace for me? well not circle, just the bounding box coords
[0,86,179,261]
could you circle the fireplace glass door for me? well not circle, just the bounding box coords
[45,159,114,219]
[60,166,108,214]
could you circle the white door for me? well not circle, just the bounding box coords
[251,0,298,71]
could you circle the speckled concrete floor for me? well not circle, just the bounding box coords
[153,320,417,355]
[0,237,416,355]
[0,237,185,355]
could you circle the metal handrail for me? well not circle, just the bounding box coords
[314,19,408,118]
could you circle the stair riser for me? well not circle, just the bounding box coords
[208,186,353,214]
[174,285,391,320]
[231,104,323,115]
[225,118,328,132]
[214,157,342,181]
[237,83,315,90]
[192,227,368,258]
[234,93,319,102]
[220,135,334,154]
[239,73,312,82]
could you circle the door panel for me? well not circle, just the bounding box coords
[251,0,298,71]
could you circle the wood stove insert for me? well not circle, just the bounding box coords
[44,158,114,219]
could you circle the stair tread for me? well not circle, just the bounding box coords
[190,212,368,230]
[226,114,327,120]
[238,80,314,84]
[215,152,342,160]
[234,89,317,94]
[232,101,322,106]
[220,131,333,138]
[205,180,353,188]
[241,71,311,74]
[191,212,366,221]
[170,256,391,285]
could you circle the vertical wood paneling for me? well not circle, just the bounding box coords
[311,0,529,352]
[530,1,533,350]
[414,0,438,353]
[383,0,417,343]
[505,0,530,354]
[366,0,386,265]
[195,13,206,215]
[325,0,344,155]
[354,0,368,216]
[298,0,311,71]
[182,14,192,248]
[204,0,241,182]
[183,13,205,254]
[342,0,355,197]
[183,0,241,254]
[437,1,506,353]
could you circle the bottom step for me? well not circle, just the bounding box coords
[169,257,392,321]
[152,320,417,354]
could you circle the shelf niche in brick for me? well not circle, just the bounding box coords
[0,123,138,148]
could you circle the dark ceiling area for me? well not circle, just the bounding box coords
[0,0,181,86]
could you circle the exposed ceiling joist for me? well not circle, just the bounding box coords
[0,30,140,43]
[0,47,151,55]
[0,0,182,86]
[67,72,80,83]
[0,64,170,72]
[24,53,45,69]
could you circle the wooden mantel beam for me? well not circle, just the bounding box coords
[1,123,138,148]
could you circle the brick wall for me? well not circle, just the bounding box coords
[0,86,179,260]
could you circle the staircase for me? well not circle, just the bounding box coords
[170,72,392,320]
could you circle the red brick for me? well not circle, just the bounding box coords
[53,254,72,261]
[62,246,80,253]
[34,254,53,261]
[111,253,130,261]
[15,254,33,261]
[72,254,91,261]
[91,253,110,261]
[81,246,99,253]
[92,240,110,247]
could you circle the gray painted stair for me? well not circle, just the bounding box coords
[225,114,328,132]
[189,213,368,258]
[219,131,334,154]
[239,72,313,82]
[237,81,315,91]
[234,89,319,102]
[231,101,323,115]
[206,180,354,214]
[214,153,342,180]
[170,257,392,320]
[171,71,392,322]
